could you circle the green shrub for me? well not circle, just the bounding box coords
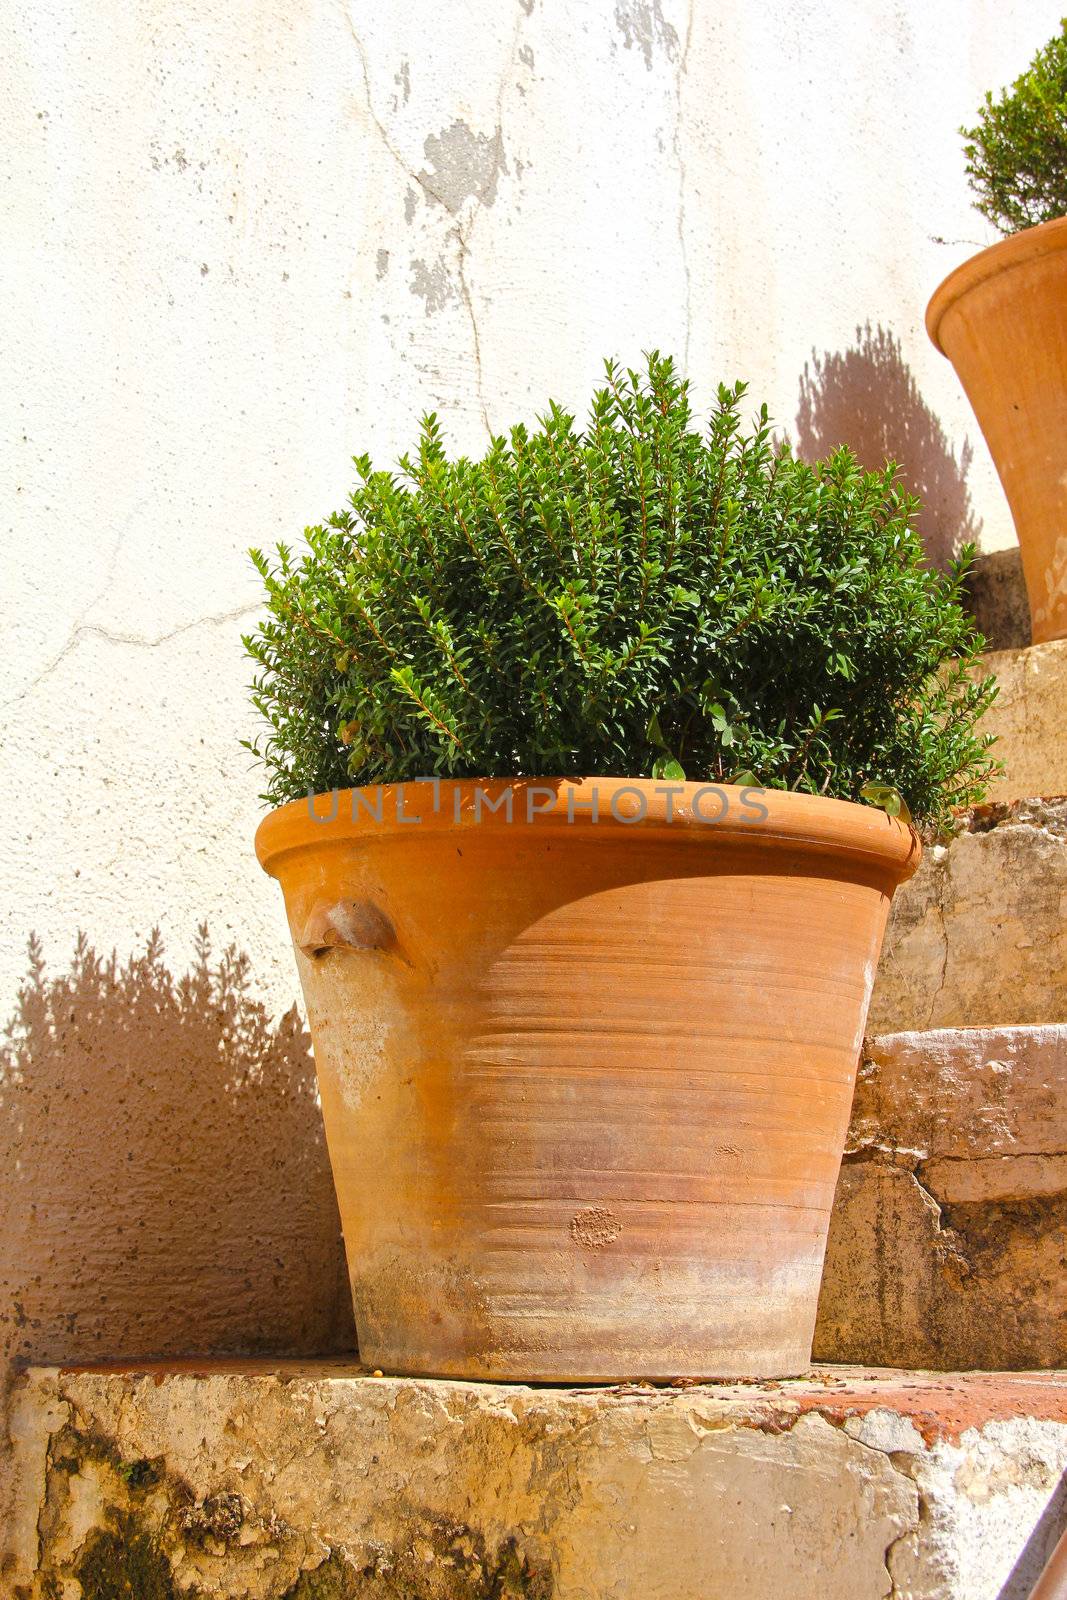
[245,354,998,828]
[961,20,1067,234]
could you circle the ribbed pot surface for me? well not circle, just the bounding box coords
[257,778,919,1381]
[928,215,1067,645]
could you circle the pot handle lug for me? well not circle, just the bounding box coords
[297,900,400,960]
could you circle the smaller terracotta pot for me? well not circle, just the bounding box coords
[257,779,919,1383]
[927,216,1067,644]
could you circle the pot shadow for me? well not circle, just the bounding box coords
[0,927,356,1384]
[795,321,981,570]
[995,1469,1067,1598]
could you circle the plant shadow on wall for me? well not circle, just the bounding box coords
[0,928,355,1379]
[796,322,981,570]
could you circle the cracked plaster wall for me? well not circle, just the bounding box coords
[3,0,1064,1023]
[5,10,1067,1579]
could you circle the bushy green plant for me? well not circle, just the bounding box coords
[961,20,1067,234]
[245,354,998,828]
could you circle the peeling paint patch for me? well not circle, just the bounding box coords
[418,120,507,214]
[614,0,679,69]
[404,186,418,223]
[376,249,390,280]
[409,256,456,316]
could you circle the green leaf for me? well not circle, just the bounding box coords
[243,349,1001,827]
[860,783,913,824]
[959,21,1067,234]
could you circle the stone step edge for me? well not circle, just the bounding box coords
[11,1362,1067,1600]
[815,1023,1066,1370]
[871,823,1067,1039]
[852,1023,1067,1188]
[18,1360,1067,1447]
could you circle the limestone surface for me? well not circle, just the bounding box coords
[7,1364,1067,1600]
[871,798,1067,1034]
[976,638,1067,804]
[816,1025,1067,1370]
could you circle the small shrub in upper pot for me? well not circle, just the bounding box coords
[960,20,1067,234]
[245,353,998,830]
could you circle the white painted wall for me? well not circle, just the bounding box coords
[2,0,1062,1021]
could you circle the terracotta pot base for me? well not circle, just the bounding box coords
[257,779,919,1382]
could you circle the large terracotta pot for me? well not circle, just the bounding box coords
[256,777,919,1381]
[927,215,1067,644]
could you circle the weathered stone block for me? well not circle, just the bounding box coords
[816,1025,1067,1371]
[977,637,1067,804]
[7,1364,1067,1599]
[965,547,1030,653]
[871,798,1067,1033]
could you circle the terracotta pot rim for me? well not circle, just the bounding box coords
[926,214,1067,353]
[256,777,920,886]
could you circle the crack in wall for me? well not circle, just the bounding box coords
[835,1145,974,1309]
[342,5,525,441]
[343,11,445,212]
[907,1167,972,1277]
[453,223,491,435]
[672,0,694,373]
[926,853,950,1028]
[3,490,150,711]
[812,1421,923,1595]
[843,1134,1067,1187]
[3,602,260,712]
[920,1150,1067,1166]
[447,1,528,438]
[882,1458,931,1600]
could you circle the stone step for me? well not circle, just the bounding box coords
[871,797,1067,1034]
[816,1024,1067,1371]
[9,1362,1067,1600]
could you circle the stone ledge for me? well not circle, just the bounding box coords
[817,1025,1067,1371]
[871,798,1067,1033]
[8,1363,1067,1599]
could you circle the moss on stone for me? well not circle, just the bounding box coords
[279,1535,552,1600]
[117,1455,162,1491]
[281,1553,360,1599]
[486,1537,553,1600]
[75,1513,177,1600]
